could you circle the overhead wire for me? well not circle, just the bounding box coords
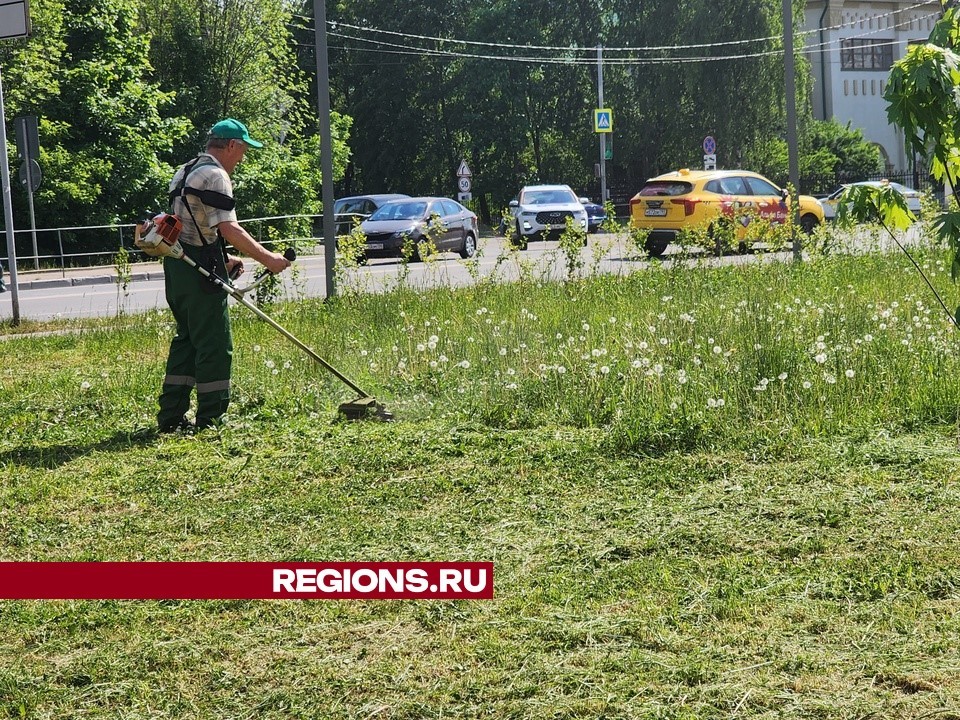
[324,9,941,67]
[307,0,937,54]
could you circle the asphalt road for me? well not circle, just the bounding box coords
[0,226,918,322]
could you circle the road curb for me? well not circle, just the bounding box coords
[13,272,160,291]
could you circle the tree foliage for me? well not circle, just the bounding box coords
[0,0,350,241]
[323,0,873,212]
[1,0,187,227]
[882,2,960,295]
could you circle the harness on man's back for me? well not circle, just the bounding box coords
[168,157,236,246]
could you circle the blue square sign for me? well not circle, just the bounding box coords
[594,109,612,133]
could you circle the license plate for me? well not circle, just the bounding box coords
[366,242,384,250]
[549,224,565,230]
[645,208,668,217]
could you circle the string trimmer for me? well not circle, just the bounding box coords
[135,213,393,421]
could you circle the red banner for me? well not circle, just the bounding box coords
[0,562,494,600]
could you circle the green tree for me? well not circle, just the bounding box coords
[883,3,960,278]
[142,0,351,241]
[0,0,188,229]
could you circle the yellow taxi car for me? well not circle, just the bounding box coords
[629,169,825,257]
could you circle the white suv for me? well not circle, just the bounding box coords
[508,184,588,249]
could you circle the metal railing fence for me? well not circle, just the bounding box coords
[0,214,323,274]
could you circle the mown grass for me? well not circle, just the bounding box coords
[2,244,960,718]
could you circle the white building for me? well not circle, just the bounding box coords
[803,0,941,172]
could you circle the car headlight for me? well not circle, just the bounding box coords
[392,226,417,239]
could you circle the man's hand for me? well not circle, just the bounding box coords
[262,251,291,275]
[226,255,244,279]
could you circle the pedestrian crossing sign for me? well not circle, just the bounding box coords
[594,108,613,133]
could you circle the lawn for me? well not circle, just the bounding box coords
[2,243,960,719]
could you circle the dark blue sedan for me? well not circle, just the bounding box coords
[581,200,607,233]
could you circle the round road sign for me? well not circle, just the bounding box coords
[19,159,41,192]
[458,177,472,193]
[703,136,717,155]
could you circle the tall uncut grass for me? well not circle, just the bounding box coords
[4,240,960,453]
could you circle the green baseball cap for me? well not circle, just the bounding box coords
[208,118,263,148]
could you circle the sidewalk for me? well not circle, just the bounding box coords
[4,260,163,291]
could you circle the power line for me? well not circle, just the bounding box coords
[326,11,940,67]
[313,0,937,54]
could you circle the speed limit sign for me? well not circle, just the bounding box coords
[458,176,471,193]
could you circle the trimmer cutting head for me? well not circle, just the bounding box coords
[338,396,394,422]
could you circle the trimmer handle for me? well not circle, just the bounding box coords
[283,247,297,263]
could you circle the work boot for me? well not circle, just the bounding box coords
[158,416,192,434]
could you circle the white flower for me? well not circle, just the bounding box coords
[253,345,261,352]
[417,344,426,352]
[556,366,567,374]
[825,374,836,384]
[429,335,439,343]
[506,368,516,376]
[778,372,788,381]
[802,381,812,389]
[713,345,722,355]
[814,353,827,364]
[265,360,275,369]
[707,398,718,408]
[506,383,518,390]
[429,361,438,369]
[609,316,617,324]
[600,366,610,375]
[845,369,855,378]
[660,338,669,346]
[582,323,590,331]
[439,355,448,363]
[458,360,471,369]
[631,360,643,369]
[864,334,873,342]
[638,341,649,351]
[499,348,508,356]
[80,381,91,391]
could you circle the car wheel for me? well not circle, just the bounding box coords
[708,218,735,256]
[412,238,428,263]
[459,232,477,259]
[511,223,528,251]
[800,214,819,235]
[645,238,668,258]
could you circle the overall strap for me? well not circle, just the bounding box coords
[170,157,232,247]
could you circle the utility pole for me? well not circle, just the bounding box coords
[0,67,20,325]
[783,0,801,261]
[597,44,607,203]
[314,0,336,298]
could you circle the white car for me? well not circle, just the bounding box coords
[508,184,588,249]
[822,180,923,220]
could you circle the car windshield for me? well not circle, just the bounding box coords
[369,202,428,221]
[522,189,576,205]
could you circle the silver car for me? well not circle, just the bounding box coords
[822,181,922,221]
[508,184,588,249]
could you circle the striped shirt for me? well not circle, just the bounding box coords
[169,153,238,247]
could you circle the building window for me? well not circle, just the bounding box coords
[841,38,894,70]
